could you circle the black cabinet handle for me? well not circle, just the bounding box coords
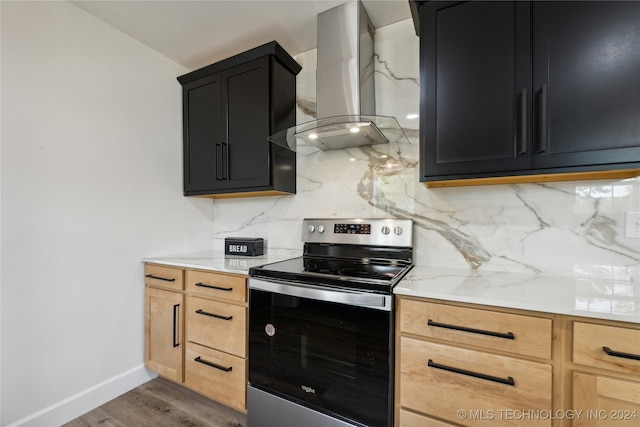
[195,309,233,321]
[216,143,223,181]
[145,274,176,282]
[194,356,233,372]
[536,84,548,154]
[427,319,515,340]
[603,346,640,361]
[516,88,527,156]
[172,304,180,348]
[195,282,233,292]
[222,142,229,181]
[428,359,515,386]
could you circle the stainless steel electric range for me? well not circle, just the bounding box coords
[247,218,413,427]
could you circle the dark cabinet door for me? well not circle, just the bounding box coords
[420,1,531,180]
[184,58,271,193]
[179,42,299,197]
[182,73,224,193]
[532,1,640,169]
[223,57,271,190]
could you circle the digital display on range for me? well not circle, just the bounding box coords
[334,223,371,234]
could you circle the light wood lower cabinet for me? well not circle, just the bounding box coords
[144,286,184,383]
[144,263,248,412]
[400,337,552,426]
[144,264,185,383]
[185,342,247,412]
[397,297,555,427]
[399,408,460,427]
[396,296,640,427]
[571,321,640,427]
[572,322,640,376]
[186,295,247,357]
[573,373,640,427]
[184,269,248,411]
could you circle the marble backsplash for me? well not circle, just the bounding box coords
[212,19,640,282]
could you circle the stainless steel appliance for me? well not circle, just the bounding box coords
[267,2,410,152]
[247,218,413,427]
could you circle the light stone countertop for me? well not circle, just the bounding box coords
[394,266,640,324]
[141,252,639,324]
[141,250,299,275]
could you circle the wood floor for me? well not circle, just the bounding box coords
[63,377,246,427]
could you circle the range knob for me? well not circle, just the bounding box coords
[394,226,403,235]
[307,225,315,233]
[381,226,391,235]
[317,225,325,233]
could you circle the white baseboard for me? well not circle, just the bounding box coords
[6,364,157,427]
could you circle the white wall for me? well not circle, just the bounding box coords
[0,1,214,425]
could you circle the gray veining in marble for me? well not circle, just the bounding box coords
[211,18,640,283]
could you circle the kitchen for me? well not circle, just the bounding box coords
[1,1,639,427]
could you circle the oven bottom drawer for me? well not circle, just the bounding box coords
[247,386,360,427]
[400,337,552,427]
[184,342,246,411]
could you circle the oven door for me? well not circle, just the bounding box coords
[248,278,394,427]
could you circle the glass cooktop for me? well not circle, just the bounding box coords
[249,256,412,294]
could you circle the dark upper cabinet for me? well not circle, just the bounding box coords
[531,1,640,170]
[412,1,640,184]
[178,42,301,197]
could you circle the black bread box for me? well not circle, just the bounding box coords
[225,237,264,256]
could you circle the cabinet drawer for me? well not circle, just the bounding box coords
[399,409,459,427]
[400,336,552,427]
[144,264,184,291]
[186,295,246,357]
[186,269,246,302]
[184,342,246,411]
[573,322,640,375]
[399,299,552,359]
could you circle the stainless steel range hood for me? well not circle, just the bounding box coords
[268,1,409,152]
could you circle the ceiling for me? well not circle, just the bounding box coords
[71,0,412,71]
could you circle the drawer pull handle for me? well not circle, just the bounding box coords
[427,319,515,340]
[195,309,233,321]
[195,282,233,292]
[172,304,180,348]
[428,359,515,386]
[536,84,548,153]
[194,356,233,372]
[516,88,527,156]
[145,274,176,282]
[603,346,640,361]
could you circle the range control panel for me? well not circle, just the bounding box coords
[334,223,371,234]
[302,218,413,248]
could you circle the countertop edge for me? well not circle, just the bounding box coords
[142,253,639,324]
[394,266,640,324]
[141,250,300,276]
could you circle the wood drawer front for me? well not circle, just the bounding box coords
[186,296,246,357]
[399,409,460,427]
[399,299,552,359]
[186,269,246,302]
[400,337,552,427]
[144,264,184,291]
[573,322,640,375]
[184,342,246,411]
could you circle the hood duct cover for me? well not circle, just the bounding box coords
[269,1,409,152]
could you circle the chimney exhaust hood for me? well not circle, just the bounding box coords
[268,1,409,152]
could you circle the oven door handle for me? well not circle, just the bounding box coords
[248,278,392,311]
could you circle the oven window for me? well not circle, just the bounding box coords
[249,288,392,427]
